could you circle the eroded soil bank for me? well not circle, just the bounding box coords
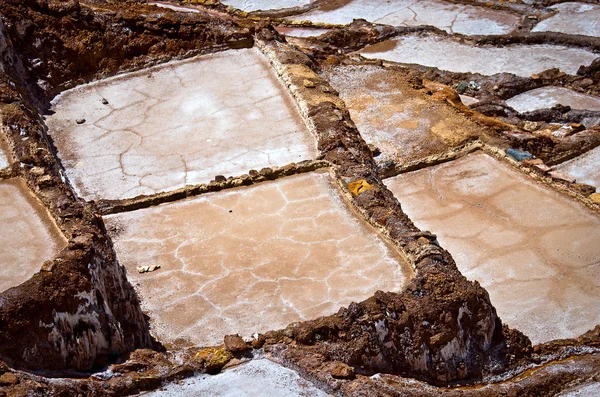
[1,0,600,396]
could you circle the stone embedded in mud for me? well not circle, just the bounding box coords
[532,3,600,38]
[143,359,331,397]
[223,334,247,352]
[505,148,533,162]
[385,152,600,344]
[555,146,600,191]
[46,48,315,201]
[506,86,600,114]
[290,0,519,36]
[150,2,201,13]
[104,172,410,347]
[221,0,311,12]
[358,36,598,77]
[0,179,66,293]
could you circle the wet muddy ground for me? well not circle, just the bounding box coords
[1,0,600,396]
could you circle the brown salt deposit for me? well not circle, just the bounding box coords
[0,179,66,292]
[385,153,600,344]
[105,171,411,347]
[324,65,481,165]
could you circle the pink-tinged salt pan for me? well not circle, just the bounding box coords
[221,0,311,12]
[358,35,598,77]
[46,48,315,201]
[532,3,600,38]
[506,86,600,113]
[292,0,519,36]
[555,146,600,191]
[385,153,600,344]
[105,171,410,347]
[0,179,66,292]
[142,359,331,397]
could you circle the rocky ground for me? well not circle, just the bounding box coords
[0,0,599,396]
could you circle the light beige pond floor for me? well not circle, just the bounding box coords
[0,179,66,292]
[386,152,600,344]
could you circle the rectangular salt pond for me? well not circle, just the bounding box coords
[105,171,411,347]
[385,152,600,344]
[46,48,315,201]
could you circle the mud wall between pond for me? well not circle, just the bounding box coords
[0,0,253,374]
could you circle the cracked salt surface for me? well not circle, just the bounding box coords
[46,48,315,201]
[532,2,600,38]
[221,0,311,12]
[0,179,66,292]
[142,359,331,396]
[386,153,600,344]
[555,146,600,192]
[506,86,600,114]
[292,0,519,36]
[105,171,410,347]
[359,35,598,77]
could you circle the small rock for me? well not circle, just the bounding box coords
[214,175,227,182]
[531,73,540,80]
[589,193,600,204]
[224,334,247,352]
[578,78,594,88]
[549,171,576,183]
[329,362,355,379]
[347,179,373,197]
[0,372,18,386]
[505,148,533,162]
[572,183,596,196]
[303,79,316,88]
[30,166,45,176]
[523,121,538,132]
[552,125,574,138]
[101,98,109,105]
[0,361,8,374]
[136,265,161,274]
[468,81,480,90]
[455,82,468,94]
[76,118,86,124]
